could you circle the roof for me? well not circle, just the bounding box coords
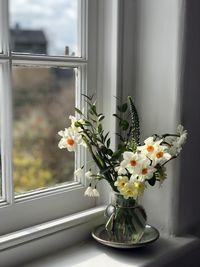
[11,29,47,44]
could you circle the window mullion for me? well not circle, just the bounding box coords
[0,60,14,204]
[0,0,10,56]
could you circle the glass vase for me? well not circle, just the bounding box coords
[105,191,147,243]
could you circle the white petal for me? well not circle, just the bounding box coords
[93,188,100,197]
[74,168,84,179]
[84,187,94,197]
[58,138,66,149]
[144,136,154,144]
[123,151,135,160]
[58,130,64,137]
[85,171,93,180]
[130,173,138,182]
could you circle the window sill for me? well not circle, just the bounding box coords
[21,235,200,267]
[0,206,106,266]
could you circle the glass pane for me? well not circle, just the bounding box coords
[12,66,76,195]
[10,0,79,56]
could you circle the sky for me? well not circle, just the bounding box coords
[9,0,78,56]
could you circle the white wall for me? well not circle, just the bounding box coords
[122,0,186,235]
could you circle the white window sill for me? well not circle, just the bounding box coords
[1,205,200,267]
[20,234,200,267]
[0,206,106,266]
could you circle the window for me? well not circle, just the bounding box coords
[0,0,97,235]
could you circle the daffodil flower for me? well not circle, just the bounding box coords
[151,145,171,166]
[84,186,94,197]
[120,182,137,199]
[92,187,100,197]
[114,176,129,191]
[69,115,85,132]
[58,127,84,152]
[135,158,156,182]
[74,167,84,179]
[120,151,144,174]
[85,170,93,180]
[134,181,146,196]
[137,137,162,160]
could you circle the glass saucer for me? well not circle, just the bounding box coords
[92,224,159,249]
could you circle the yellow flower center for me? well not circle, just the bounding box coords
[66,138,74,146]
[142,168,148,175]
[156,151,164,158]
[147,145,154,153]
[130,160,137,166]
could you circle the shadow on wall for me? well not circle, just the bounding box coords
[178,0,200,236]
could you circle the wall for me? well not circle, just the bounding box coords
[122,0,187,235]
[178,0,200,236]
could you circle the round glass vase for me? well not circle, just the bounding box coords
[105,191,147,243]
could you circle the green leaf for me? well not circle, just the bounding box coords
[81,93,93,101]
[104,132,109,142]
[106,138,111,148]
[74,121,82,127]
[127,96,140,144]
[90,105,97,116]
[112,148,125,159]
[113,114,122,121]
[98,115,105,121]
[119,120,129,131]
[107,149,113,156]
[98,123,103,133]
[75,107,83,115]
[118,103,128,112]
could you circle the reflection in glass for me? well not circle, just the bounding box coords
[12,66,76,194]
[10,0,79,56]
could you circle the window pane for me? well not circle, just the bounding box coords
[10,0,79,56]
[12,66,76,195]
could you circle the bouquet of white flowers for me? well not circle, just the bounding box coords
[58,95,187,199]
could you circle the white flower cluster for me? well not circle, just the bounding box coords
[58,115,102,197]
[74,168,100,197]
[114,125,187,199]
[165,125,187,157]
[58,115,187,200]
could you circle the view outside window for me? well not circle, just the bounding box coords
[10,0,79,56]
[12,67,76,194]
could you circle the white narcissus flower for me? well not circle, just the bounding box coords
[58,127,84,151]
[151,145,171,166]
[69,115,85,132]
[85,170,93,180]
[114,176,129,191]
[84,186,94,197]
[134,158,156,182]
[137,137,162,160]
[74,167,84,179]
[84,186,100,197]
[114,165,127,175]
[165,125,187,157]
[177,124,187,136]
[120,151,144,174]
[93,188,100,197]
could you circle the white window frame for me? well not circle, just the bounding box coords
[0,0,101,235]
